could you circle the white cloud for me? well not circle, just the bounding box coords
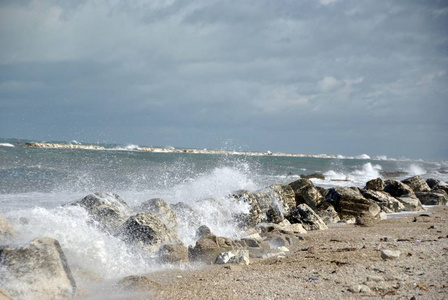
[318,76,341,91]
[255,85,309,114]
[320,0,337,6]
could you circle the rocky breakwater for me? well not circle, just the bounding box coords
[1,175,447,298]
[25,142,105,150]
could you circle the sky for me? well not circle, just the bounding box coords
[0,0,447,159]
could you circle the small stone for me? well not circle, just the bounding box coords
[366,275,384,282]
[349,284,370,293]
[381,249,401,260]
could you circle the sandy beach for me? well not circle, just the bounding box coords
[124,206,448,300]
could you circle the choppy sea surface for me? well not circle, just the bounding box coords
[1,137,447,294]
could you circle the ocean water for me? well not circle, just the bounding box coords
[1,138,447,295]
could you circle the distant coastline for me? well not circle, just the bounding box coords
[24,142,338,159]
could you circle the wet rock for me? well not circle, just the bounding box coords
[288,179,325,210]
[261,184,296,218]
[361,189,405,212]
[189,234,242,264]
[158,244,189,264]
[365,178,385,191]
[71,192,134,233]
[316,186,329,198]
[196,225,212,239]
[381,249,401,260]
[0,216,17,244]
[232,190,264,226]
[215,250,249,265]
[326,187,381,218]
[117,212,183,253]
[0,237,76,299]
[290,204,327,231]
[415,192,447,205]
[402,175,431,192]
[426,178,440,189]
[138,198,178,230]
[117,275,160,292]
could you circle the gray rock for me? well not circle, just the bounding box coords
[361,189,405,212]
[396,196,424,211]
[316,205,340,224]
[290,204,327,231]
[117,212,183,253]
[433,181,448,194]
[426,178,440,189]
[196,225,212,239]
[138,198,178,230]
[355,212,377,227]
[300,173,325,180]
[0,237,76,299]
[215,250,249,265]
[365,178,385,191]
[415,192,447,205]
[326,187,381,218]
[261,184,296,218]
[288,179,325,210]
[349,284,371,293]
[71,192,134,233]
[402,176,431,192]
[381,249,401,260]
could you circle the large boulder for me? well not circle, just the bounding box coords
[0,216,17,244]
[432,181,448,194]
[402,176,431,192]
[138,198,178,230]
[326,187,381,218]
[117,212,183,253]
[0,237,76,299]
[383,180,415,198]
[189,235,243,264]
[316,205,341,224]
[290,204,327,231]
[288,179,325,210]
[361,190,405,212]
[71,192,134,233]
[259,184,296,218]
[415,192,448,206]
[215,250,250,265]
[395,196,424,211]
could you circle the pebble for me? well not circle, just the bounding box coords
[381,249,401,260]
[366,275,384,282]
[348,284,371,293]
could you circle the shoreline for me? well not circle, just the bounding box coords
[24,142,339,159]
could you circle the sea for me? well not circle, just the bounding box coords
[1,137,447,297]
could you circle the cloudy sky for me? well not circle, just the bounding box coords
[1,0,447,159]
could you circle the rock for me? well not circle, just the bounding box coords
[355,212,376,227]
[232,190,264,226]
[158,244,189,264]
[395,196,424,211]
[426,178,440,188]
[361,189,405,212]
[138,198,178,230]
[402,176,431,192]
[316,205,340,224]
[117,275,160,292]
[0,237,76,299]
[189,234,242,264]
[415,192,447,205]
[288,179,325,210]
[0,216,17,244]
[71,192,134,233]
[367,275,384,282]
[117,212,183,253]
[315,186,329,198]
[196,225,212,239]
[377,211,387,220]
[300,173,325,180]
[290,204,327,231]
[381,249,401,260]
[383,180,415,198]
[433,181,448,194]
[215,250,249,265]
[326,187,381,218]
[365,178,385,191]
[261,184,296,218]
